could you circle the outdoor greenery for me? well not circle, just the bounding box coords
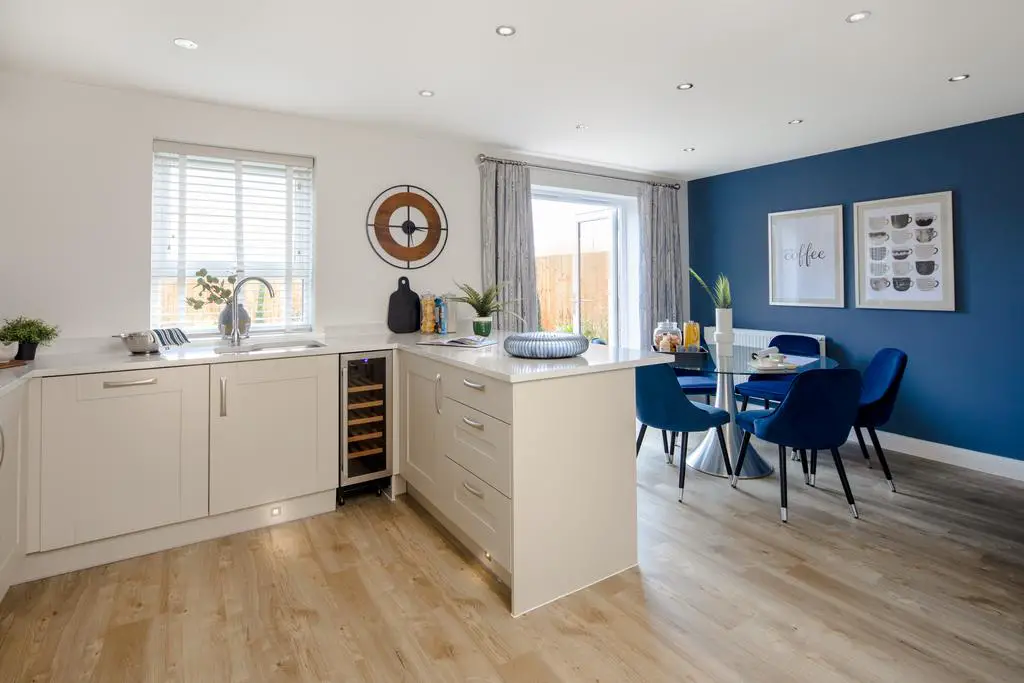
[0,316,60,346]
[689,268,732,309]
[186,268,238,310]
[450,281,510,318]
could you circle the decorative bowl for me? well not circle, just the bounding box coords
[503,332,590,359]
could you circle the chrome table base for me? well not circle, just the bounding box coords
[685,362,774,479]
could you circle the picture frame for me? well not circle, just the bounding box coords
[854,191,955,311]
[768,205,845,308]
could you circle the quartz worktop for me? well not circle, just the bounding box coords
[0,329,668,398]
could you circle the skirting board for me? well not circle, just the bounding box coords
[17,490,336,584]
[848,430,1024,483]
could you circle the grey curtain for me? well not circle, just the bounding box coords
[480,160,538,331]
[638,183,685,346]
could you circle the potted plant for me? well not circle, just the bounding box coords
[0,316,60,361]
[689,268,734,356]
[450,282,510,337]
[185,269,247,338]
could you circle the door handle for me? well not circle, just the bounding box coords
[103,377,157,389]
[462,481,485,498]
[0,423,5,471]
[461,416,484,430]
[219,377,228,417]
[462,379,485,391]
[434,374,442,414]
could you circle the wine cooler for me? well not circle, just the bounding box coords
[340,351,392,500]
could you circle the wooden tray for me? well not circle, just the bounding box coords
[0,359,28,371]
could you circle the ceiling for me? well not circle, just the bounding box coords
[2,0,1023,179]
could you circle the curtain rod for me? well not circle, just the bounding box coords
[476,154,681,190]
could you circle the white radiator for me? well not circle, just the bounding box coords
[704,327,827,355]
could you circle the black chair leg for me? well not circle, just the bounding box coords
[662,430,669,455]
[715,426,734,476]
[810,449,818,486]
[867,427,896,492]
[636,423,647,457]
[778,444,789,522]
[740,396,749,411]
[681,431,689,457]
[798,449,809,485]
[668,432,677,464]
[854,426,872,467]
[764,398,771,409]
[830,447,859,518]
[705,394,711,405]
[731,432,751,487]
[678,436,687,502]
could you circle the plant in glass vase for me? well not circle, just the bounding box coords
[689,268,734,356]
[185,269,249,338]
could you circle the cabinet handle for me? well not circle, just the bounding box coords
[462,481,485,498]
[461,416,484,430]
[102,377,157,389]
[0,423,5,471]
[434,373,442,415]
[219,377,228,417]
[462,379,485,391]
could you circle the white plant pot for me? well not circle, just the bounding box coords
[714,308,734,356]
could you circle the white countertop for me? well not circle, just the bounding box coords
[0,330,668,399]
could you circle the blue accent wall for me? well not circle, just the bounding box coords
[688,113,1024,461]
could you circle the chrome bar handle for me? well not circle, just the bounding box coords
[462,379,485,391]
[103,377,157,389]
[0,423,5,470]
[461,416,484,430]
[434,373,442,415]
[219,377,228,417]
[462,481,485,498]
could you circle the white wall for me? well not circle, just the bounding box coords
[0,71,686,341]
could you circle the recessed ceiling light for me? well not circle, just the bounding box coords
[948,74,970,82]
[845,10,872,23]
[418,89,435,97]
[173,38,198,50]
[575,123,588,132]
[788,119,804,125]
[495,25,516,37]
[676,83,695,91]
[682,147,696,152]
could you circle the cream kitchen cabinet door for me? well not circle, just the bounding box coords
[399,351,444,503]
[209,355,339,515]
[0,386,26,601]
[39,366,210,551]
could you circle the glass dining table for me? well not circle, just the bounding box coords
[671,345,839,479]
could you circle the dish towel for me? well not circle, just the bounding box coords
[152,328,190,347]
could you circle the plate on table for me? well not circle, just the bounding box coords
[749,360,798,372]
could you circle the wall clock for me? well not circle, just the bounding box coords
[365,185,448,269]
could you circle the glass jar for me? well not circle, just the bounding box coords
[653,320,682,353]
[683,321,701,351]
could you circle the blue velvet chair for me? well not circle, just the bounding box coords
[732,369,862,522]
[735,334,821,411]
[635,363,732,501]
[852,348,908,492]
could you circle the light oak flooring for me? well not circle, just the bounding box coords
[2,435,1023,683]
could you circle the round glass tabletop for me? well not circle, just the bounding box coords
[667,344,839,375]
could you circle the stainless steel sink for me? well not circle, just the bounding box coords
[213,340,327,355]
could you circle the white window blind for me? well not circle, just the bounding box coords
[150,141,315,335]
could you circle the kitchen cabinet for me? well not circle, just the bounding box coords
[39,366,209,551]
[0,386,26,601]
[209,355,339,515]
[399,352,445,501]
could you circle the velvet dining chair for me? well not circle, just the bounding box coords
[852,348,909,492]
[635,363,732,501]
[735,334,821,411]
[732,369,862,522]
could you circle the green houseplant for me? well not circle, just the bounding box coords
[185,269,249,338]
[689,268,734,355]
[0,316,60,361]
[450,282,511,336]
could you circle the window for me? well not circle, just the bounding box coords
[150,141,314,335]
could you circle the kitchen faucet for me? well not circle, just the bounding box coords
[229,276,275,346]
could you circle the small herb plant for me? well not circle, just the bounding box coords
[689,268,732,309]
[186,268,238,310]
[450,282,509,318]
[0,316,60,346]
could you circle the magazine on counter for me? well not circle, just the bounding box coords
[416,335,497,349]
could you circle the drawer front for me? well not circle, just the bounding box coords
[443,368,512,424]
[440,457,511,572]
[441,397,511,497]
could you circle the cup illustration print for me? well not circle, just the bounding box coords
[890,214,913,229]
[893,277,912,292]
[915,227,938,243]
[891,230,913,245]
[870,263,890,276]
[915,245,939,258]
[914,212,936,227]
[916,260,938,276]
[868,216,890,231]
[868,231,890,245]
[917,278,940,291]
[870,277,891,291]
[892,261,913,276]
[892,248,913,260]
[870,246,888,261]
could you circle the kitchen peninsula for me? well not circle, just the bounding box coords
[0,330,667,616]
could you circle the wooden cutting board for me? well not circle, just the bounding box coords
[0,359,28,370]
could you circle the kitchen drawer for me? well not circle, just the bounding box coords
[441,397,511,497]
[440,457,511,572]
[443,367,512,424]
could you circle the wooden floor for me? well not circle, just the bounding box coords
[2,435,1023,683]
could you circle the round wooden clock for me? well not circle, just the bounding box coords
[365,185,448,269]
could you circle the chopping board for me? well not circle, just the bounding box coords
[0,359,28,370]
[387,277,420,333]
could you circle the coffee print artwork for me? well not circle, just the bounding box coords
[768,205,844,308]
[854,191,955,311]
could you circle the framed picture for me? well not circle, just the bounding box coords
[854,191,955,311]
[768,205,845,308]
